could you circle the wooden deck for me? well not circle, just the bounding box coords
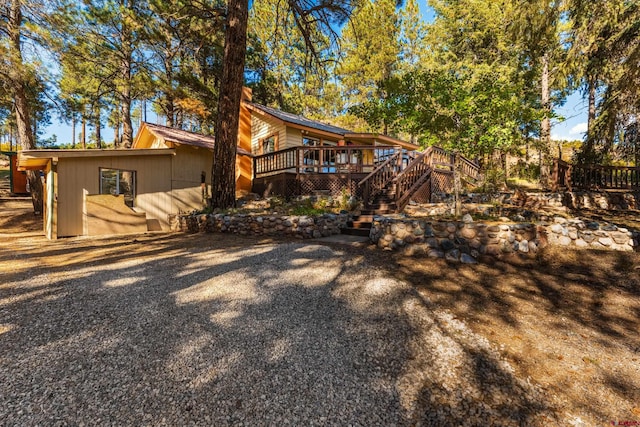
[252,145,481,211]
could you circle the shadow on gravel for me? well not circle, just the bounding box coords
[393,245,640,424]
[0,233,564,425]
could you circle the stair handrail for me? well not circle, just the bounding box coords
[357,151,401,186]
[393,146,433,183]
[357,150,402,204]
[456,153,482,182]
[393,147,434,211]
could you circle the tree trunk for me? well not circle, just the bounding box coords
[539,52,551,187]
[119,0,134,148]
[165,96,175,127]
[120,94,133,148]
[114,113,121,147]
[210,0,249,209]
[95,106,101,149]
[580,74,598,162]
[71,115,76,148]
[81,114,87,149]
[587,75,596,134]
[8,0,42,214]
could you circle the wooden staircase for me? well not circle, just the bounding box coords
[341,146,481,237]
[357,146,481,215]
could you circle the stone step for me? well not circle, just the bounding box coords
[346,221,372,229]
[352,214,374,222]
[367,203,397,211]
[341,227,371,237]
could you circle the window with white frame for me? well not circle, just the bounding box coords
[99,168,136,207]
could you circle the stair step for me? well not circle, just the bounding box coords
[368,203,397,210]
[368,209,394,215]
[346,221,372,229]
[341,227,371,237]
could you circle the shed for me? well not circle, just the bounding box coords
[19,149,176,239]
[1,151,28,194]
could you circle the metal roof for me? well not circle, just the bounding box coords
[143,122,252,156]
[247,103,352,136]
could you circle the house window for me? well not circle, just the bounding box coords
[322,141,337,173]
[261,134,278,154]
[99,168,136,207]
[302,137,320,172]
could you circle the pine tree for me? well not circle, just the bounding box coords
[0,0,48,213]
[210,0,354,208]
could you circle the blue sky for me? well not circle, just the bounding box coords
[42,0,588,145]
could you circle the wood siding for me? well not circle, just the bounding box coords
[56,155,173,237]
[251,114,287,153]
[171,145,212,213]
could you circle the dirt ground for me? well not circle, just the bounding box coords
[1,169,639,425]
[390,248,640,425]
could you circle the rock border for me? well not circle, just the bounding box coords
[178,212,350,239]
[370,216,638,262]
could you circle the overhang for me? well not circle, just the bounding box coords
[18,149,176,171]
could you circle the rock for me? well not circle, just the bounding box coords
[575,239,589,248]
[460,253,477,264]
[445,249,461,262]
[550,224,564,234]
[440,239,455,251]
[459,226,477,239]
[586,222,599,230]
[462,214,473,223]
[611,232,629,244]
[518,240,529,253]
[598,237,613,246]
[558,236,572,246]
[428,249,444,258]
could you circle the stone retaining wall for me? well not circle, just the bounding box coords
[371,217,638,262]
[178,213,349,239]
[543,217,637,251]
[430,191,640,210]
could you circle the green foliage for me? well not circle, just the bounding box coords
[511,160,540,181]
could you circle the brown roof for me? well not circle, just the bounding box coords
[143,122,252,156]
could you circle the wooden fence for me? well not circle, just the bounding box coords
[552,159,640,190]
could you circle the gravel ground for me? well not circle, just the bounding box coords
[0,233,559,426]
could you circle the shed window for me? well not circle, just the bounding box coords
[99,168,136,207]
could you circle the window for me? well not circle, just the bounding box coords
[261,134,277,154]
[321,141,337,173]
[99,168,136,207]
[302,137,320,172]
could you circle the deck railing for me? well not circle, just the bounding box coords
[552,159,640,190]
[253,145,401,178]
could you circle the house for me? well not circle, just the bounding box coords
[18,87,479,239]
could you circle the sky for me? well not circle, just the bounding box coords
[41,1,588,146]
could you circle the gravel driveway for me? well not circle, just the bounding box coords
[1,234,557,426]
